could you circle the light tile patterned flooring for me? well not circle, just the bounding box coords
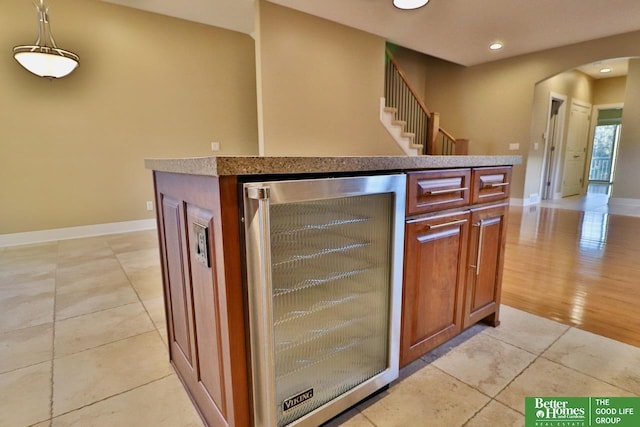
[1,230,638,427]
[0,231,202,427]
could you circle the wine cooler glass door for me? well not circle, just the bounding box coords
[244,175,406,427]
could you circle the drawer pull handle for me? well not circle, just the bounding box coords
[427,187,469,195]
[426,218,468,230]
[470,220,485,275]
[483,182,509,189]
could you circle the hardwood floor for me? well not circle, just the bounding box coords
[502,205,640,348]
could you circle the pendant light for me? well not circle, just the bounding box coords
[13,0,79,79]
[393,0,429,10]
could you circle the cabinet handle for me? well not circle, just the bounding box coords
[426,218,468,230]
[427,187,469,195]
[470,220,485,276]
[483,182,509,189]
[244,186,278,426]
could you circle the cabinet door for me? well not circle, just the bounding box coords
[400,211,469,367]
[160,196,198,375]
[155,173,250,427]
[463,203,509,329]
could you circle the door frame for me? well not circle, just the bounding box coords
[539,92,567,200]
[587,103,624,185]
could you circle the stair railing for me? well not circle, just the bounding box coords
[385,49,468,155]
[429,112,469,155]
[385,51,430,152]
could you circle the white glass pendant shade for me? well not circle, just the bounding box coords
[393,0,429,10]
[14,47,79,79]
[13,0,79,79]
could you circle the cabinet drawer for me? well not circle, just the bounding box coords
[407,169,471,215]
[471,167,512,204]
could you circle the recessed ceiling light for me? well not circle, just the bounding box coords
[489,41,504,51]
[600,67,612,73]
[393,0,430,10]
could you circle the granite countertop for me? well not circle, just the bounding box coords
[144,155,522,177]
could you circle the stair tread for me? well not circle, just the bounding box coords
[381,99,458,156]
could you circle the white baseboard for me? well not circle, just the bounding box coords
[0,219,157,248]
[609,197,640,207]
[510,197,541,207]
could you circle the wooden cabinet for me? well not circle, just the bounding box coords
[463,202,508,329]
[401,166,511,366]
[150,163,514,422]
[154,173,250,427]
[401,210,469,366]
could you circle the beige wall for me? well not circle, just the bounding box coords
[6,1,640,236]
[0,0,258,234]
[386,44,430,102]
[257,1,401,156]
[393,32,640,199]
[593,76,627,106]
[614,59,640,199]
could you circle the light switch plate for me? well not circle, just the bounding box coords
[193,223,210,268]
[509,143,520,151]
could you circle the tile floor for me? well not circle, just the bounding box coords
[1,230,638,427]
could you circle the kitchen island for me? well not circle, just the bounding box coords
[145,155,521,427]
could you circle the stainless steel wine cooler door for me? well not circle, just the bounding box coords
[244,174,406,427]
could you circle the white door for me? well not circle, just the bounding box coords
[562,102,591,197]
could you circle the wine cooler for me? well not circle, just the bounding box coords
[243,174,406,426]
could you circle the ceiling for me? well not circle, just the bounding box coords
[100,0,640,68]
[100,0,255,34]
[577,58,629,80]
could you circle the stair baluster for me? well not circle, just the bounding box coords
[384,49,468,155]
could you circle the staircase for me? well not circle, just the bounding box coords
[383,48,468,156]
[379,99,422,156]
